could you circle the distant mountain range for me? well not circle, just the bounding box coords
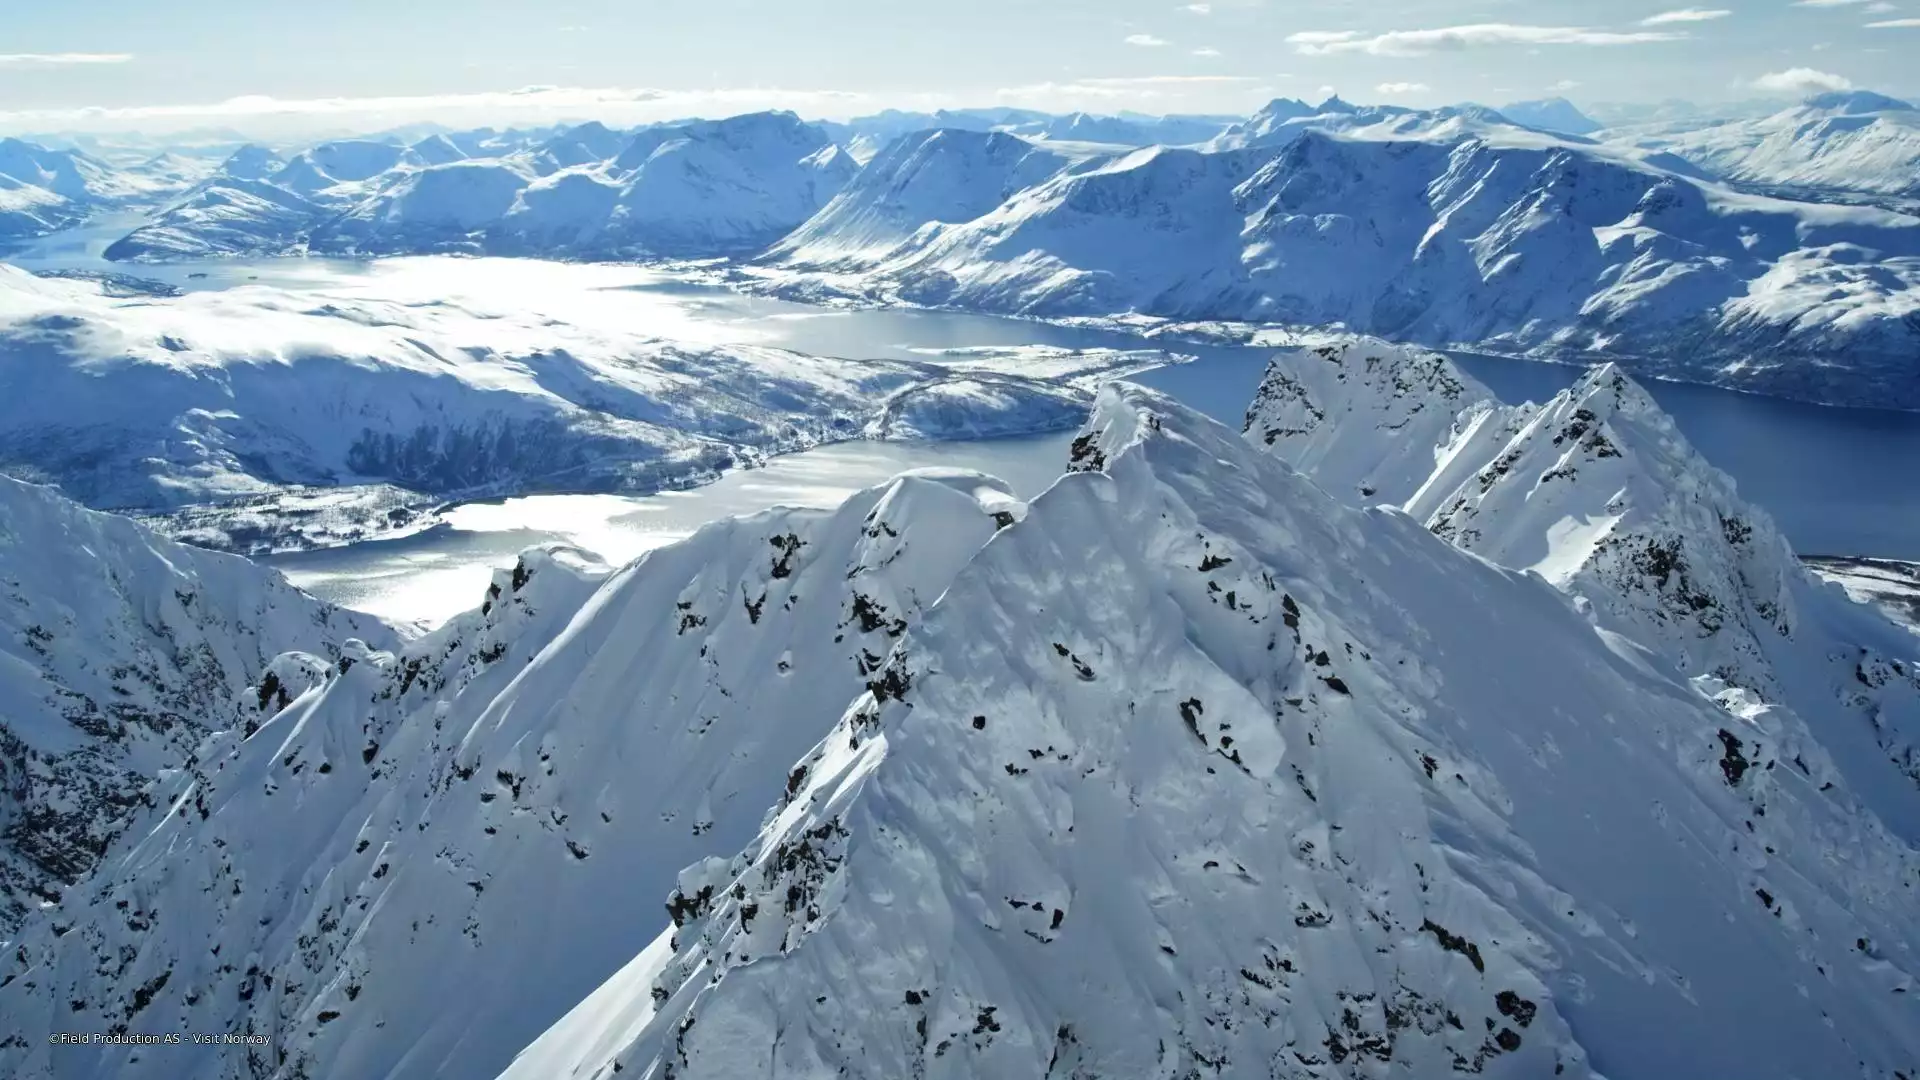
[0,91,1916,408]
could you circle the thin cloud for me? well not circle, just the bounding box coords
[1866,16,1920,24]
[0,52,134,66]
[1286,24,1685,57]
[1375,81,1432,94]
[0,84,900,134]
[1790,0,1874,6]
[1182,3,1212,12]
[1125,33,1170,46]
[1640,8,1731,24]
[1192,46,1223,57]
[1751,67,1854,94]
[1549,79,1582,91]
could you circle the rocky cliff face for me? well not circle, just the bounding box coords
[0,475,392,932]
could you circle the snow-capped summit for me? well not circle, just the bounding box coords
[0,474,390,932]
[1805,90,1915,116]
[406,133,469,166]
[533,120,628,170]
[2,372,1917,1078]
[1242,335,1502,506]
[0,138,123,202]
[765,128,1076,269]
[595,111,859,256]
[500,383,1920,1080]
[109,112,859,261]
[217,143,286,182]
[267,140,420,199]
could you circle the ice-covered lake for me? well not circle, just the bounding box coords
[6,238,1918,625]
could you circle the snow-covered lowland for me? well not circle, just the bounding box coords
[0,335,1913,1078]
[0,260,1145,550]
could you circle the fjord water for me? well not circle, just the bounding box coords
[265,433,1076,627]
[5,241,1916,622]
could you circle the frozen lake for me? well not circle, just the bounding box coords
[6,238,1918,624]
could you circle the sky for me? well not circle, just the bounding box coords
[1,0,1916,135]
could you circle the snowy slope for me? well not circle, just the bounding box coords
[0,475,390,933]
[0,471,1021,1080]
[313,159,539,255]
[0,137,192,240]
[1241,335,1504,506]
[1606,91,1920,199]
[0,173,82,242]
[764,127,1920,407]
[497,384,1920,1080]
[0,261,1106,535]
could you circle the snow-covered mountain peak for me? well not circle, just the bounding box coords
[1498,97,1604,136]
[504,382,1920,1080]
[1804,90,1915,116]
[1250,341,1920,838]
[0,470,1021,1080]
[216,144,285,182]
[1241,334,1500,505]
[765,128,1076,269]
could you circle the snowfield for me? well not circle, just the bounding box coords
[0,360,1914,1079]
[0,260,1154,549]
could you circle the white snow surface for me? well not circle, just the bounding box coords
[0,260,1111,517]
[0,474,391,931]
